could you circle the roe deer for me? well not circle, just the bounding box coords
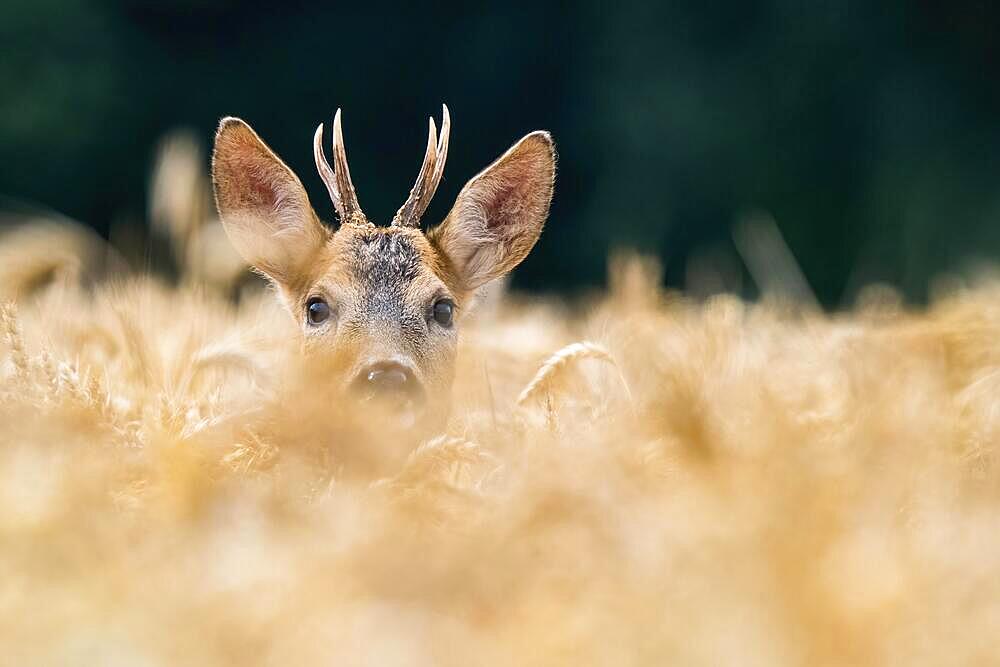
[212,106,555,429]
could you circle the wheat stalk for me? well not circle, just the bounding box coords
[372,435,491,491]
[190,344,259,386]
[223,432,278,474]
[516,341,632,408]
[28,349,58,400]
[1,302,29,381]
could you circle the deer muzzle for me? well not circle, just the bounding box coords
[350,359,427,410]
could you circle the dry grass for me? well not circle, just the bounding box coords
[3,138,1000,665]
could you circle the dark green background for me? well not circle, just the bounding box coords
[3,0,999,305]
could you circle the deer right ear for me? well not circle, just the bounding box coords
[429,131,555,292]
[212,117,328,287]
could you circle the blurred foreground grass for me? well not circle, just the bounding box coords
[2,133,1000,665]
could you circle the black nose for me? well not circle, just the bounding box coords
[352,361,421,400]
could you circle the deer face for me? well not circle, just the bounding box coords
[212,107,555,429]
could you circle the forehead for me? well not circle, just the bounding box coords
[352,226,422,280]
[320,224,448,296]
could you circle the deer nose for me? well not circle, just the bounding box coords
[352,361,423,401]
[367,365,409,392]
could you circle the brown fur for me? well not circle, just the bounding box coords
[211,113,556,427]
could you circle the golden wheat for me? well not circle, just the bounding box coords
[1,254,999,665]
[2,138,1000,664]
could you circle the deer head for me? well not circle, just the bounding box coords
[212,106,555,429]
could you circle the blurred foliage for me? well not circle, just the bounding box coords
[2,0,1000,305]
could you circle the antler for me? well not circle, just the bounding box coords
[392,104,450,228]
[314,109,365,225]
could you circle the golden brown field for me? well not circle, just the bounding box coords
[3,136,1000,665]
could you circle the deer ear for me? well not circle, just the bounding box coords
[212,117,328,287]
[430,131,555,291]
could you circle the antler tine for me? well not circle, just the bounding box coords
[392,115,439,228]
[426,103,450,207]
[313,123,343,218]
[332,108,364,223]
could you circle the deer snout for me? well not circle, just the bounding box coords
[351,360,426,404]
[366,365,410,392]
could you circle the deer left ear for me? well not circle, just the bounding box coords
[212,117,328,288]
[429,131,555,291]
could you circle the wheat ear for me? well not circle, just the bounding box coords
[1,302,29,380]
[516,341,633,407]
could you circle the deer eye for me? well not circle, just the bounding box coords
[432,299,454,327]
[306,297,331,325]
